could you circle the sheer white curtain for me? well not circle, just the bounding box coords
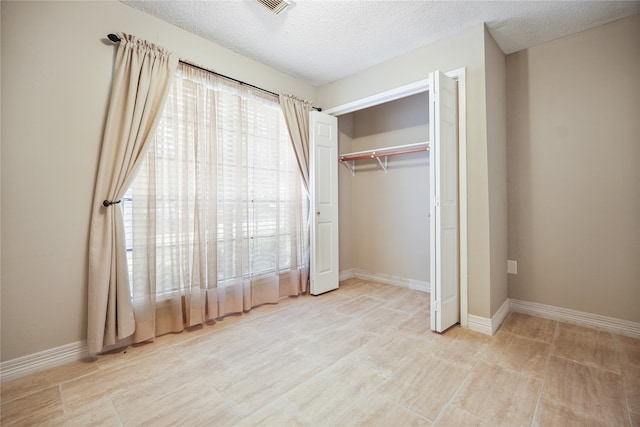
[126,63,308,340]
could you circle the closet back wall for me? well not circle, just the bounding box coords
[339,93,430,286]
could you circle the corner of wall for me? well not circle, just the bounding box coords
[483,26,509,318]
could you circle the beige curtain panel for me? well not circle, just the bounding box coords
[280,94,313,195]
[279,94,313,292]
[87,33,178,354]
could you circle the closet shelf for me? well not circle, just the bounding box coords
[339,141,430,175]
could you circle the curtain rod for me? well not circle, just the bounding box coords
[107,34,321,111]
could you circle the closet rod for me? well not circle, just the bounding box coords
[339,144,429,162]
[106,33,321,111]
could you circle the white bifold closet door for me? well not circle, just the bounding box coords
[430,70,460,332]
[309,111,339,295]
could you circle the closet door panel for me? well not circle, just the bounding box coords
[310,111,339,295]
[430,70,460,332]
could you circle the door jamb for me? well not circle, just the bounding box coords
[322,68,468,328]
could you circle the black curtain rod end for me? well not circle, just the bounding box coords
[107,33,121,43]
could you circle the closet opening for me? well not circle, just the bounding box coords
[314,69,468,330]
[336,92,431,294]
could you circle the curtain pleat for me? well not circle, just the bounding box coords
[279,94,313,294]
[87,33,178,354]
[279,94,312,195]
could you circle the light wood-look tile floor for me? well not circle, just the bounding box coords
[2,278,639,426]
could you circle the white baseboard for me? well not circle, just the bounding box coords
[466,314,492,335]
[510,298,640,340]
[408,279,430,293]
[466,297,640,339]
[466,298,510,336]
[341,269,430,293]
[1,340,89,384]
[492,298,511,334]
[339,268,356,281]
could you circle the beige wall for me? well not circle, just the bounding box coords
[340,94,430,282]
[484,29,509,316]
[507,14,640,322]
[0,0,316,362]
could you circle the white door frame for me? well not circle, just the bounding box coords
[322,68,468,328]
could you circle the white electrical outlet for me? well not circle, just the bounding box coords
[507,260,518,275]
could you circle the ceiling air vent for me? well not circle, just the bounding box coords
[256,0,291,14]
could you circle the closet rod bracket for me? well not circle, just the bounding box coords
[375,155,388,172]
[342,160,355,176]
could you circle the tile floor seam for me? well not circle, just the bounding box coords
[431,356,480,424]
[496,328,555,345]
[437,402,487,426]
[531,326,556,427]
[545,356,631,426]
[209,383,245,423]
[502,331,555,345]
[548,352,625,376]
[382,397,433,425]
[364,375,434,426]
[529,376,545,427]
[59,370,107,388]
[57,382,69,415]
[622,369,635,427]
[551,317,560,344]
[108,395,126,427]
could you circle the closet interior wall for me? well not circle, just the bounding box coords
[337,93,430,285]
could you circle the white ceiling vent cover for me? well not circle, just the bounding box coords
[256,0,291,15]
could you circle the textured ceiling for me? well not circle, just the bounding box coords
[120,0,640,86]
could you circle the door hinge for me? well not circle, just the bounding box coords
[434,300,440,312]
[433,196,440,207]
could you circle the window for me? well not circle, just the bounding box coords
[123,63,307,299]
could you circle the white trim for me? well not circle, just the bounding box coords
[492,298,511,333]
[1,340,89,384]
[322,79,430,116]
[339,268,356,281]
[466,314,492,335]
[465,297,510,336]
[342,269,430,293]
[408,279,430,293]
[510,299,640,339]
